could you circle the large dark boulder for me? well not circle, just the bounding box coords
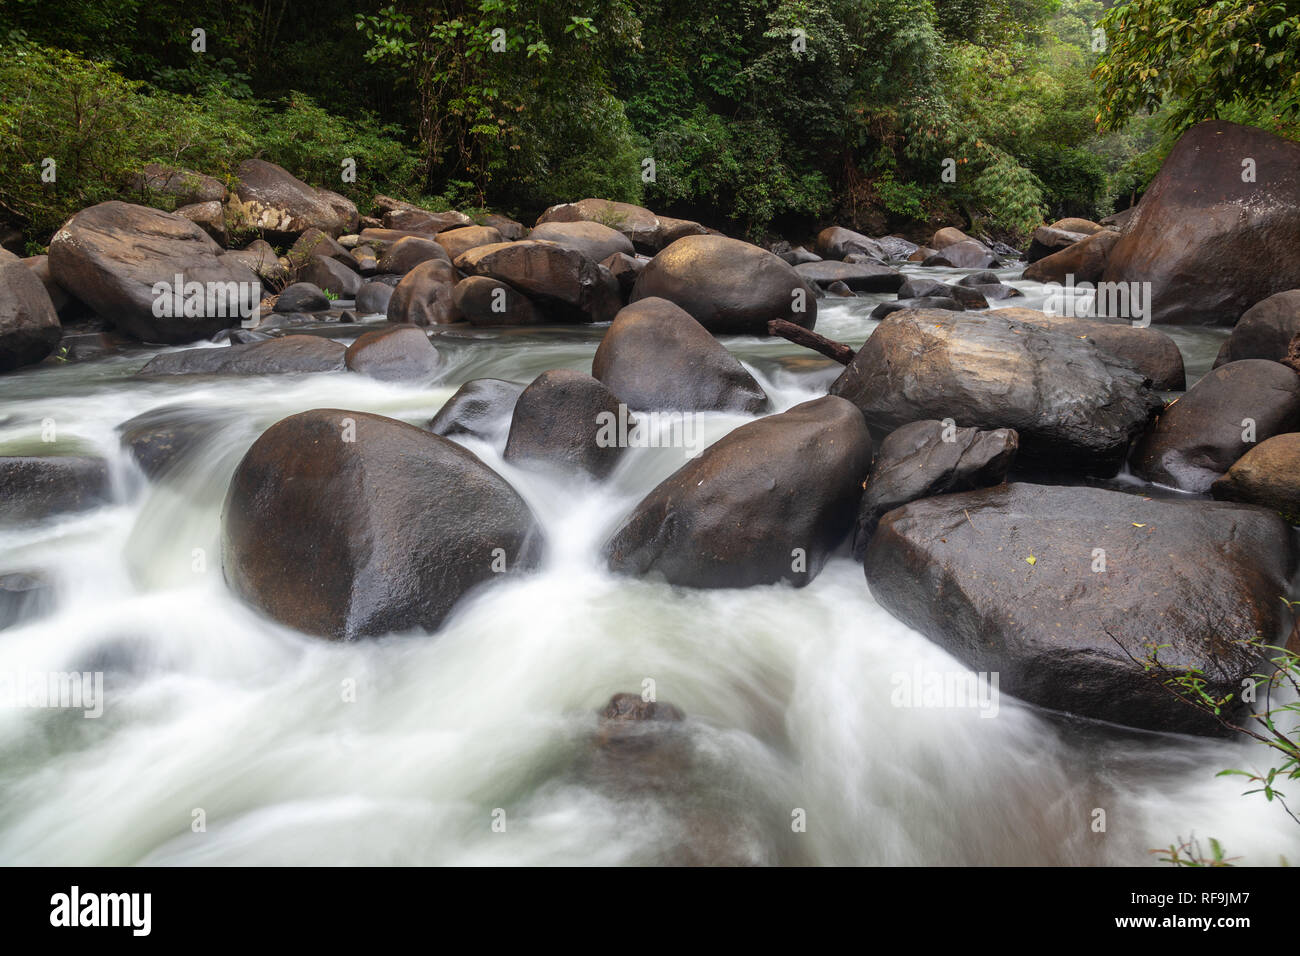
[865,483,1295,735]
[0,259,61,371]
[452,276,541,327]
[1101,121,1300,325]
[228,159,358,239]
[427,379,526,441]
[604,396,871,587]
[222,409,544,639]
[1022,230,1119,284]
[297,255,362,298]
[937,239,1000,269]
[0,456,112,524]
[118,404,231,479]
[386,259,460,325]
[455,240,619,323]
[793,261,904,292]
[1024,225,1090,263]
[1130,360,1300,492]
[138,335,346,376]
[48,201,261,343]
[504,369,626,479]
[531,221,634,264]
[274,282,329,313]
[852,420,1017,557]
[830,309,1161,474]
[1211,432,1300,518]
[1217,290,1300,365]
[344,326,441,382]
[592,298,768,413]
[630,235,817,334]
[355,281,395,316]
[989,307,1185,391]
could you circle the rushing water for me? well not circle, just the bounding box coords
[1,266,1292,866]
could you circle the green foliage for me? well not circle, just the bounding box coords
[1094,0,1300,134]
[0,42,422,240]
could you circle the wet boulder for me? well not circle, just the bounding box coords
[118,404,231,479]
[630,235,817,334]
[503,369,626,480]
[592,297,768,413]
[1022,230,1120,284]
[988,307,1185,391]
[386,259,460,326]
[0,456,112,524]
[852,420,1017,556]
[605,396,871,587]
[864,483,1295,735]
[935,239,1000,269]
[428,379,526,442]
[1101,121,1300,325]
[869,297,963,319]
[830,309,1161,474]
[1130,360,1300,492]
[794,261,904,292]
[138,334,346,376]
[1211,432,1300,519]
[0,259,61,371]
[451,275,540,327]
[222,409,544,639]
[455,240,620,323]
[228,159,358,239]
[0,571,54,631]
[344,326,441,383]
[48,201,261,343]
[1217,290,1300,365]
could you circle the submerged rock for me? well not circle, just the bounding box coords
[137,335,346,376]
[0,456,112,524]
[427,379,526,442]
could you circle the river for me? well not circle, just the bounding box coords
[1,264,1293,866]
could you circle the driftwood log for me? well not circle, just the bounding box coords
[767,319,856,365]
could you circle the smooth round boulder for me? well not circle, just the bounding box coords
[48,201,262,343]
[504,369,626,480]
[592,297,768,413]
[455,240,620,323]
[604,396,871,588]
[386,259,460,326]
[376,236,451,275]
[433,225,503,262]
[1218,290,1300,365]
[355,281,394,316]
[222,409,544,639]
[427,379,527,441]
[343,326,441,382]
[815,227,884,261]
[1211,432,1300,518]
[531,221,634,264]
[1022,230,1120,284]
[118,404,232,479]
[865,483,1295,735]
[274,282,330,313]
[228,158,358,239]
[0,259,61,371]
[452,276,540,327]
[537,199,661,252]
[297,255,362,298]
[630,235,817,334]
[1025,225,1090,263]
[1130,360,1300,492]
